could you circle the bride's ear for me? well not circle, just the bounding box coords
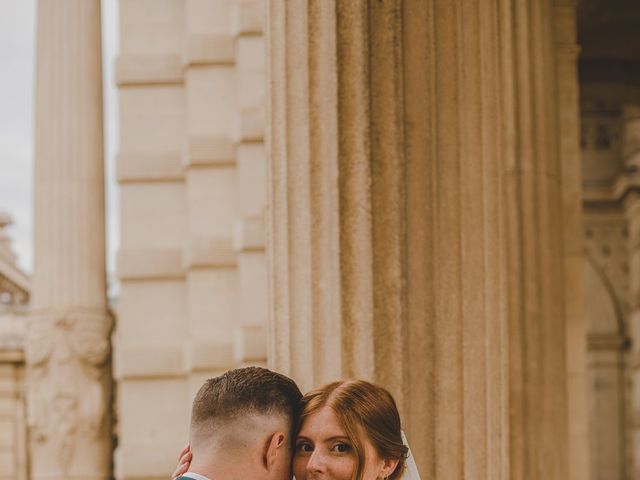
[264,431,286,470]
[380,457,400,479]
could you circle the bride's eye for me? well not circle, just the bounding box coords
[296,441,313,453]
[331,443,352,453]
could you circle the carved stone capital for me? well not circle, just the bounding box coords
[26,308,112,478]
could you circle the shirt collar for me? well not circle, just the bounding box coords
[181,472,211,480]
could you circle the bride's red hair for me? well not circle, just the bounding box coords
[298,379,408,480]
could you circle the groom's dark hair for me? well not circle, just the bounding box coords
[190,366,302,437]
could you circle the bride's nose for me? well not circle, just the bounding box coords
[306,448,327,473]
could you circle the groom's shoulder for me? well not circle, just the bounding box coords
[176,475,209,480]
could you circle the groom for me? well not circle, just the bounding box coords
[175,366,302,480]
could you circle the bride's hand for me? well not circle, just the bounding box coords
[171,443,192,479]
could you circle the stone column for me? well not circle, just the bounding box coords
[266,0,569,478]
[623,105,640,480]
[0,350,28,480]
[29,1,111,479]
[554,2,590,479]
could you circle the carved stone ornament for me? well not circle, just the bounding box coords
[584,218,629,315]
[26,310,112,475]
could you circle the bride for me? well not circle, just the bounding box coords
[290,379,421,480]
[174,378,422,480]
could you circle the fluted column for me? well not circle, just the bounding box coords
[29,1,111,479]
[480,0,569,476]
[554,2,590,479]
[267,1,569,479]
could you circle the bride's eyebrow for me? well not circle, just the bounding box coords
[325,436,350,442]
[295,435,311,442]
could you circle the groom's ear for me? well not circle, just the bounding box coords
[264,431,287,470]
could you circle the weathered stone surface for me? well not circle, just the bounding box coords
[115,1,268,477]
[26,0,633,478]
[30,1,112,478]
[582,100,640,479]
[266,1,574,478]
[0,308,28,480]
[555,3,591,479]
[0,216,29,480]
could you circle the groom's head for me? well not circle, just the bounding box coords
[189,367,302,480]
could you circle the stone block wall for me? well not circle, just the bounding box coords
[114,1,267,478]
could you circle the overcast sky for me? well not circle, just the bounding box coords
[0,0,119,295]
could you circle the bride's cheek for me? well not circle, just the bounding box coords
[326,456,355,479]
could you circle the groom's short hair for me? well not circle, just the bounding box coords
[190,366,302,437]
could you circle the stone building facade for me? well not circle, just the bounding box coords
[0,214,30,480]
[4,0,639,479]
[578,2,640,478]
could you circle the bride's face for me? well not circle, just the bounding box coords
[293,406,385,480]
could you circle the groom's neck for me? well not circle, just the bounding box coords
[189,452,258,480]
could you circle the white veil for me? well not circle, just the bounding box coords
[400,431,422,480]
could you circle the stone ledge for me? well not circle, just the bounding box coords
[188,341,235,371]
[185,237,236,269]
[114,343,186,380]
[0,256,29,295]
[234,325,266,363]
[115,53,184,86]
[239,106,265,142]
[624,149,640,168]
[0,348,23,364]
[184,33,235,66]
[117,152,184,183]
[183,135,236,167]
[117,248,184,281]
[587,333,627,351]
[232,1,264,36]
[233,216,265,251]
[614,173,640,200]
[115,443,185,479]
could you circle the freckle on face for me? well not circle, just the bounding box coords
[292,407,383,480]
